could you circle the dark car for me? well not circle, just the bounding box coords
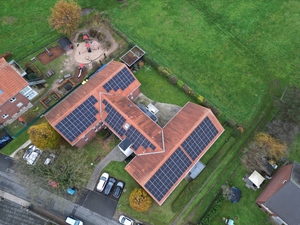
[113,181,124,198]
[104,177,116,195]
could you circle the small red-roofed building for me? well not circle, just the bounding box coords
[0,58,38,125]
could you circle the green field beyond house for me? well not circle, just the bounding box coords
[109,0,300,125]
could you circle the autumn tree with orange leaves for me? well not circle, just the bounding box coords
[28,123,60,149]
[49,0,81,34]
[129,188,152,212]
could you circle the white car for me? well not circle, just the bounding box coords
[44,153,56,165]
[23,145,42,165]
[119,215,134,225]
[65,216,83,225]
[96,172,109,192]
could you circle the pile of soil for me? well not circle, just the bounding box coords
[37,46,65,65]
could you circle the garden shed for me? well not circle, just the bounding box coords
[58,37,73,51]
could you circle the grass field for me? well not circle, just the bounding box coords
[1,1,299,225]
[109,0,300,125]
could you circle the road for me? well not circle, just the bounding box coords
[0,167,119,225]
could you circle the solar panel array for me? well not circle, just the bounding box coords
[145,147,192,202]
[103,100,126,137]
[103,100,156,151]
[55,96,98,142]
[103,67,135,92]
[181,116,218,160]
[126,126,156,150]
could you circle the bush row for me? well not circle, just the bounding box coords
[156,64,222,117]
[198,195,225,225]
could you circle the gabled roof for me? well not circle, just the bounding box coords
[0,58,28,105]
[45,61,224,205]
[45,61,141,145]
[125,103,224,205]
[256,162,300,225]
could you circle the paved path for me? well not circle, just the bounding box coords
[86,145,126,190]
[10,140,31,158]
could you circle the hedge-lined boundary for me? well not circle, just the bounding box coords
[198,192,224,225]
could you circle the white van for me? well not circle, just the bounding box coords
[65,216,83,225]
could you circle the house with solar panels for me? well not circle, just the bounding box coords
[45,61,224,205]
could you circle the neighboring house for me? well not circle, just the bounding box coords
[45,61,224,205]
[256,161,300,225]
[0,58,38,125]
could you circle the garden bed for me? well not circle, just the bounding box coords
[40,91,62,108]
[37,46,65,65]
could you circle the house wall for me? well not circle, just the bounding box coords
[74,127,102,148]
[0,93,30,124]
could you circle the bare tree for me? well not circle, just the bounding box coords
[267,119,299,146]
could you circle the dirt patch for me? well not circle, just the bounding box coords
[37,46,65,65]
[73,67,88,83]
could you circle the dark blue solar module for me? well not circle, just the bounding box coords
[103,101,126,137]
[55,95,99,142]
[181,117,218,160]
[145,147,192,202]
[103,67,135,92]
[126,126,154,150]
[103,100,156,151]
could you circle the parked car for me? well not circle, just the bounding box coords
[23,145,42,165]
[96,172,109,192]
[113,181,124,198]
[44,153,56,165]
[65,216,83,225]
[119,215,133,225]
[104,177,116,195]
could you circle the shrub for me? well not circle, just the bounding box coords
[177,80,184,89]
[194,93,204,104]
[0,51,12,59]
[168,75,178,85]
[102,40,111,51]
[24,62,42,77]
[224,118,237,128]
[203,100,222,117]
[143,56,159,68]
[182,84,192,94]
[198,195,225,225]
[231,127,243,138]
[129,188,152,212]
[88,28,98,38]
[96,32,106,41]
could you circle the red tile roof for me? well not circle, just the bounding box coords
[125,103,224,205]
[0,58,28,105]
[45,61,224,205]
[45,61,141,145]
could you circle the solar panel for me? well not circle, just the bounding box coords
[145,147,192,202]
[103,67,135,92]
[181,117,219,160]
[55,96,98,142]
[125,126,155,151]
[103,101,126,137]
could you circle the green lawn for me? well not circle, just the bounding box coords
[108,0,299,125]
[134,63,195,106]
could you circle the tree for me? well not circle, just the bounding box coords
[242,141,268,172]
[267,119,299,146]
[255,132,287,160]
[129,188,152,212]
[31,147,91,191]
[276,85,300,125]
[28,123,60,149]
[48,0,81,34]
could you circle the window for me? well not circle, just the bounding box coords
[17,102,23,108]
[2,114,9,119]
[10,97,16,103]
